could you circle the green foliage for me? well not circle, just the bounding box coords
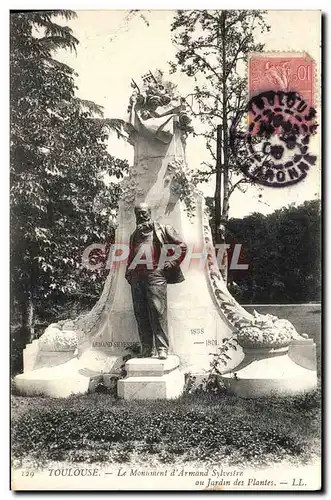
[170,10,270,240]
[10,11,129,344]
[209,336,239,376]
[11,389,320,468]
[225,199,321,303]
[205,197,321,303]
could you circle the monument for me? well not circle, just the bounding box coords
[14,72,317,399]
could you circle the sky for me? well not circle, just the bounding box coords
[57,9,321,218]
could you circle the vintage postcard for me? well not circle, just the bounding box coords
[10,9,321,491]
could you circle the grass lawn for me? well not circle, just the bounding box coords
[11,305,321,470]
[11,390,321,470]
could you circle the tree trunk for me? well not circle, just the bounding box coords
[220,10,229,285]
[12,293,35,374]
[20,293,35,344]
[214,124,223,245]
[214,123,229,284]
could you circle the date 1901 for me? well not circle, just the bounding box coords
[190,329,219,347]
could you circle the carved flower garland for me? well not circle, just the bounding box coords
[120,168,144,207]
[39,324,78,352]
[235,311,301,349]
[166,159,200,214]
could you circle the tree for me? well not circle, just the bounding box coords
[10,10,128,349]
[225,200,321,304]
[170,10,270,281]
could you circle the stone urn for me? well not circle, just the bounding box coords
[221,312,317,397]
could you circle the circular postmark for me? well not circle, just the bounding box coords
[230,90,318,187]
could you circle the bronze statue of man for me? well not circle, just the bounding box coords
[125,203,187,359]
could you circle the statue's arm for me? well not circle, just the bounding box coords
[164,225,187,268]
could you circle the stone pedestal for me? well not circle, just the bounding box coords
[289,338,317,370]
[117,355,184,400]
[221,346,317,398]
[35,350,77,369]
[22,340,40,372]
[14,358,91,398]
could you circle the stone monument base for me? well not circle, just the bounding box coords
[220,346,317,398]
[117,355,184,400]
[14,358,91,398]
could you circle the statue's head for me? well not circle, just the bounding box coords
[134,202,152,225]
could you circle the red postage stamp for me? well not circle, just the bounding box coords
[248,52,315,107]
[229,52,319,187]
